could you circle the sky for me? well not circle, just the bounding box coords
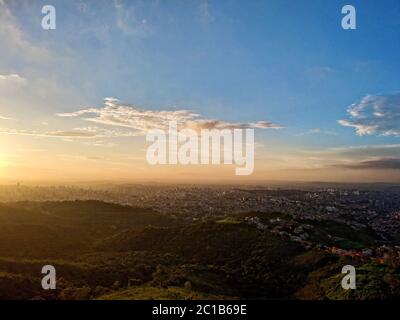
[1,0,400,183]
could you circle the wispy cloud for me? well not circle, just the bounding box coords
[305,66,335,81]
[0,1,50,61]
[16,148,47,153]
[0,126,137,139]
[274,144,400,173]
[57,97,284,134]
[83,140,117,148]
[296,128,337,137]
[113,0,152,37]
[338,93,400,136]
[300,144,400,160]
[198,0,215,24]
[0,73,27,88]
[333,158,400,170]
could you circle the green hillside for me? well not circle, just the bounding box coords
[0,201,398,300]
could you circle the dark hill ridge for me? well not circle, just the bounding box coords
[0,200,398,300]
[0,201,176,259]
[97,221,302,265]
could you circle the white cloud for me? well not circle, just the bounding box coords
[338,93,400,136]
[57,97,284,134]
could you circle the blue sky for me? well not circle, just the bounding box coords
[1,0,400,182]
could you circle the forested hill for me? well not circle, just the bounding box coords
[0,201,398,300]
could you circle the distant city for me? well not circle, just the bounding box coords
[2,182,400,264]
